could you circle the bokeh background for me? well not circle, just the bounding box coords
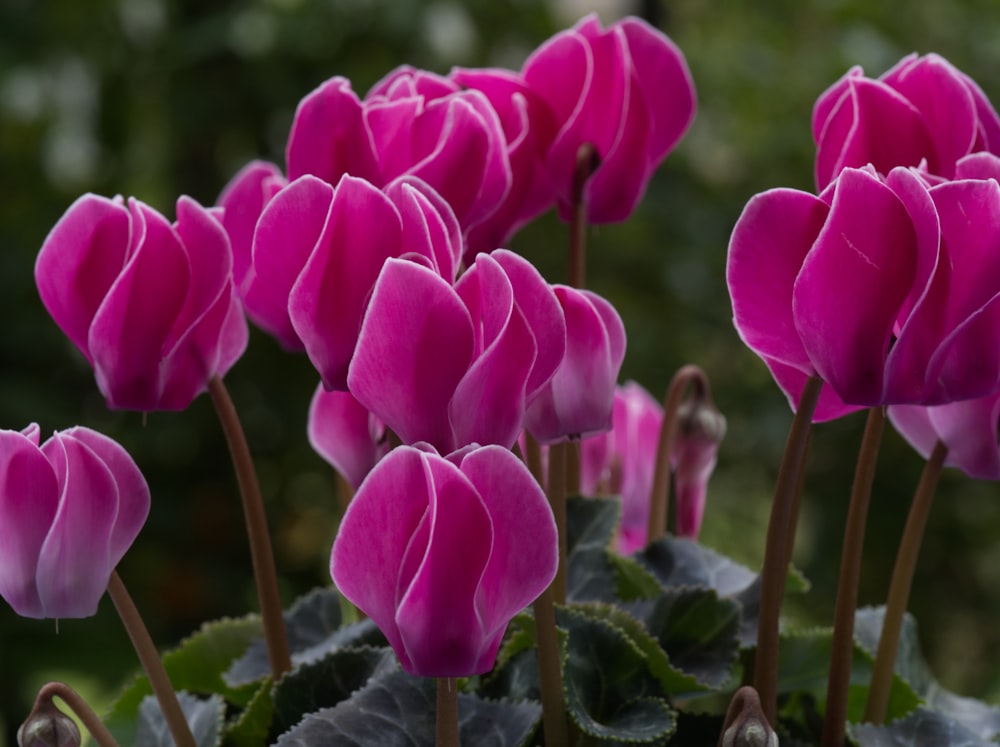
[4,0,1000,742]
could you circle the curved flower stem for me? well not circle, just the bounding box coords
[863,439,947,724]
[822,406,886,747]
[436,677,459,747]
[207,375,292,679]
[107,571,196,747]
[566,439,581,497]
[568,142,599,289]
[548,441,569,604]
[754,375,823,723]
[646,365,711,543]
[25,681,120,747]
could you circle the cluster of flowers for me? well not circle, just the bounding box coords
[730,53,1000,478]
[3,13,705,683]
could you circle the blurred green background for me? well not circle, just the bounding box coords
[4,0,1000,741]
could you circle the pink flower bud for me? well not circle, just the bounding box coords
[672,398,726,539]
[0,425,149,619]
[330,444,557,677]
[36,195,247,411]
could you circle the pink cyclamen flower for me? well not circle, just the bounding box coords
[581,381,663,553]
[890,395,1000,480]
[813,53,1000,190]
[242,173,462,390]
[524,285,626,443]
[522,13,695,223]
[286,67,511,236]
[36,195,248,411]
[450,67,559,257]
[308,385,387,489]
[330,444,558,677]
[672,398,727,540]
[728,165,1000,421]
[348,250,565,453]
[0,424,150,619]
[216,159,287,291]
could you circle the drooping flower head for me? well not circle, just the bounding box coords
[813,53,1000,190]
[347,250,566,453]
[242,173,462,390]
[728,165,1000,420]
[286,67,511,238]
[522,13,696,223]
[330,444,558,677]
[0,424,150,619]
[36,194,247,411]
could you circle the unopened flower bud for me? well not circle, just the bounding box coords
[17,701,81,747]
[672,397,727,539]
[719,686,778,747]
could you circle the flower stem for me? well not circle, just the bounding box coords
[753,375,823,723]
[647,365,711,544]
[23,682,120,747]
[207,375,292,679]
[532,588,569,747]
[822,406,886,747]
[548,441,569,604]
[106,571,196,747]
[863,439,947,724]
[436,677,459,747]
[568,142,599,290]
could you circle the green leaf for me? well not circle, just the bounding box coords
[565,495,622,602]
[640,587,742,690]
[271,646,398,734]
[557,606,677,743]
[273,669,541,746]
[225,587,386,686]
[636,536,757,595]
[848,707,997,747]
[223,679,273,747]
[572,602,708,696]
[105,615,264,745]
[853,607,1000,739]
[136,692,225,747]
[607,551,664,601]
[775,627,920,723]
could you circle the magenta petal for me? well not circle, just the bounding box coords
[727,188,828,373]
[615,382,664,545]
[927,397,1000,479]
[793,168,918,405]
[882,54,977,177]
[308,384,386,489]
[35,194,131,363]
[450,256,535,448]
[330,447,435,671]
[525,287,626,443]
[88,199,191,410]
[460,446,557,645]
[37,432,119,618]
[395,454,494,676]
[286,76,380,184]
[384,176,462,281]
[290,175,403,390]
[764,356,862,423]
[63,427,150,564]
[491,250,566,401]
[619,17,696,162]
[0,429,59,618]
[244,176,334,351]
[955,152,1000,180]
[815,77,932,189]
[216,160,286,289]
[348,259,474,450]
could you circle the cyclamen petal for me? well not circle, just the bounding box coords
[522,13,695,222]
[37,194,247,411]
[330,445,556,677]
[308,385,387,490]
[0,426,149,619]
